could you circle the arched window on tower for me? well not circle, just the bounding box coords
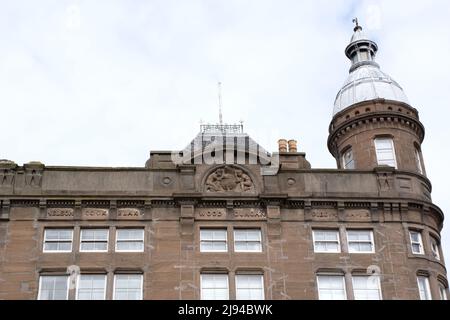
[414,145,424,174]
[342,148,355,169]
[374,137,397,168]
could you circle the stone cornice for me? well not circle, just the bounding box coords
[328,111,425,157]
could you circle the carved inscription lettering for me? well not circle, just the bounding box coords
[82,208,109,219]
[233,208,266,219]
[47,208,74,217]
[311,209,338,220]
[345,209,371,221]
[197,209,226,218]
[117,208,142,218]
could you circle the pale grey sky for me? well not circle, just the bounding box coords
[1,1,450,265]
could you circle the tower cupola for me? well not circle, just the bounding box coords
[328,20,426,176]
[333,19,409,115]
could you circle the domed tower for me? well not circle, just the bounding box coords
[328,20,426,175]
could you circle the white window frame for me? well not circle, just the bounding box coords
[347,230,375,254]
[115,228,145,252]
[113,274,143,300]
[43,229,73,253]
[374,137,397,168]
[200,274,229,300]
[415,148,423,174]
[352,275,383,300]
[80,228,109,253]
[312,230,341,253]
[417,276,432,300]
[342,148,355,169]
[431,237,440,260]
[235,274,265,300]
[37,275,69,300]
[234,229,262,253]
[316,275,347,300]
[409,231,424,255]
[200,228,228,253]
[76,274,107,300]
[439,284,448,300]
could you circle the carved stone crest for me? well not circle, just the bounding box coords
[205,166,255,193]
[0,169,15,186]
[22,162,45,187]
[0,160,17,187]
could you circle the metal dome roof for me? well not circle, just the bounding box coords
[333,21,409,115]
[333,65,409,115]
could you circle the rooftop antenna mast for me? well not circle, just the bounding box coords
[218,82,223,126]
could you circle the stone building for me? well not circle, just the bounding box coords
[0,22,447,300]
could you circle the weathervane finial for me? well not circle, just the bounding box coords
[352,17,362,32]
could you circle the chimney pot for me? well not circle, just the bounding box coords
[278,139,288,153]
[288,140,298,153]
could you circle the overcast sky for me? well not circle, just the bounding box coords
[1,1,450,269]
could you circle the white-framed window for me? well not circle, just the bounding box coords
[352,275,382,300]
[38,275,69,300]
[417,276,432,300]
[80,229,109,252]
[234,229,262,252]
[409,231,424,255]
[200,274,229,300]
[235,275,264,300]
[316,275,347,300]
[115,229,144,252]
[342,148,355,169]
[312,230,341,253]
[113,274,143,300]
[76,274,107,300]
[439,284,448,300]
[200,229,227,252]
[43,229,73,252]
[374,138,397,168]
[347,230,375,253]
[415,148,423,174]
[431,237,440,260]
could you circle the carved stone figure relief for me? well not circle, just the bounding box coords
[205,166,255,193]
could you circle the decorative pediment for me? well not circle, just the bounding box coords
[205,166,255,193]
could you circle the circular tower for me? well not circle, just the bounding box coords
[328,21,426,175]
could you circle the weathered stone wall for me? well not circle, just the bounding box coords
[0,159,446,300]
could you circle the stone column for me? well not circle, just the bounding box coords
[344,271,355,300]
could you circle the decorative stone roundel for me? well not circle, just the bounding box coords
[205,166,255,193]
[162,177,172,185]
